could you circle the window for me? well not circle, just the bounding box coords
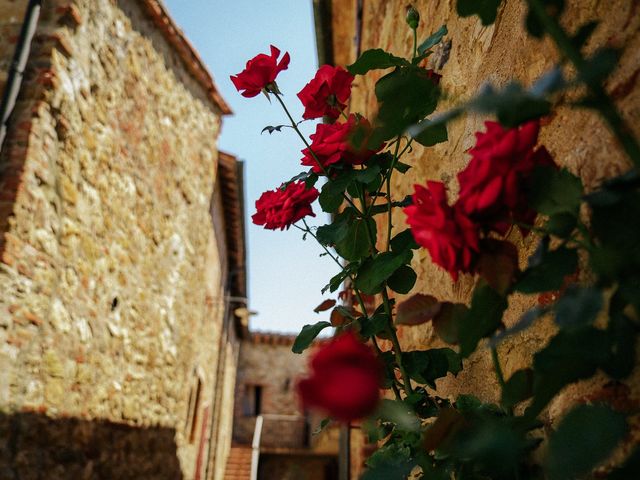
[242,384,263,416]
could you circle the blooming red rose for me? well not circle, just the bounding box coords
[297,65,354,119]
[457,120,555,235]
[297,331,382,422]
[301,114,381,173]
[230,45,290,98]
[252,181,319,230]
[404,181,480,281]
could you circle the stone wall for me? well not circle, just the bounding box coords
[324,0,640,473]
[233,334,339,454]
[0,1,238,478]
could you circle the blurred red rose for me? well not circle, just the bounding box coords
[230,45,290,98]
[457,120,555,235]
[251,181,318,230]
[297,65,354,119]
[297,331,382,422]
[404,181,480,281]
[426,69,442,85]
[301,114,381,173]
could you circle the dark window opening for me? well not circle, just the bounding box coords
[242,384,263,416]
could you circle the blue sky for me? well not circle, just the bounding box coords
[164,1,337,333]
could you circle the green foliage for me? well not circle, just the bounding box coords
[403,348,462,388]
[418,25,448,55]
[374,66,440,141]
[459,284,508,357]
[347,49,410,75]
[412,119,448,147]
[516,243,578,293]
[529,327,610,415]
[291,321,331,354]
[334,217,376,261]
[387,265,417,294]
[501,369,534,409]
[529,166,583,216]
[355,249,412,294]
[526,0,565,38]
[546,404,627,480]
[457,0,502,26]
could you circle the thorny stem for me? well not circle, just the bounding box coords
[381,288,415,396]
[273,92,363,215]
[526,0,640,167]
[385,137,403,252]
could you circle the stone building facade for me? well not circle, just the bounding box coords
[0,1,245,479]
[226,332,339,480]
[315,0,640,476]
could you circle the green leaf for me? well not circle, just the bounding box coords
[318,174,352,213]
[544,212,577,238]
[347,49,410,75]
[418,25,448,54]
[390,229,420,252]
[546,404,627,480]
[315,211,350,246]
[412,119,448,147]
[312,418,331,435]
[459,284,508,357]
[403,348,462,388]
[374,66,440,140]
[529,166,583,216]
[292,321,332,353]
[387,265,417,294]
[457,0,502,26]
[321,269,349,294]
[554,286,603,329]
[334,217,376,261]
[528,327,609,415]
[359,313,389,339]
[353,164,382,184]
[362,443,416,480]
[516,246,578,294]
[501,368,534,409]
[355,250,412,294]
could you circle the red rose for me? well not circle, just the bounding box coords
[297,332,382,422]
[457,120,555,234]
[230,45,290,98]
[301,114,381,173]
[404,181,480,281]
[252,181,319,230]
[297,65,355,119]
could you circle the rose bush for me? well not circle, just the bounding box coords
[232,2,639,476]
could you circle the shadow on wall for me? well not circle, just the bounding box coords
[0,412,183,480]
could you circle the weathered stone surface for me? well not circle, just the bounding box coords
[0,1,239,479]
